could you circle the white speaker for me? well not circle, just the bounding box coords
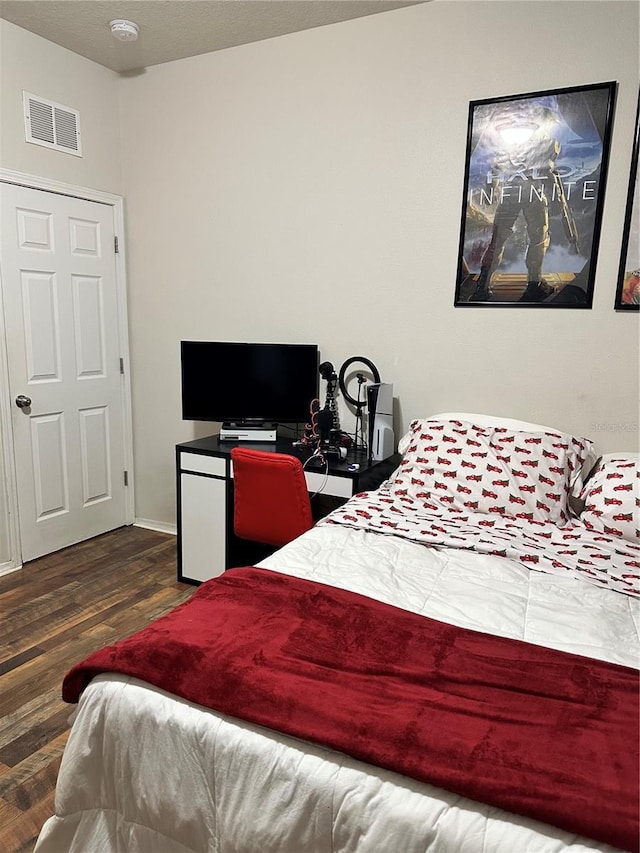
[367,382,394,461]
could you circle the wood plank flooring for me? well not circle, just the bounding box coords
[0,526,193,853]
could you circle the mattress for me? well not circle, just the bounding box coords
[35,523,639,853]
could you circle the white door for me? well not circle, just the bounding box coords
[1,182,128,561]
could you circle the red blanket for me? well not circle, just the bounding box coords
[63,567,639,852]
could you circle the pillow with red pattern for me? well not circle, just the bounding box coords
[399,412,598,492]
[394,418,594,524]
[579,454,639,541]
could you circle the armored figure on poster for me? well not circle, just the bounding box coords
[470,106,578,303]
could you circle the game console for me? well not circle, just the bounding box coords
[219,423,277,442]
[366,383,394,461]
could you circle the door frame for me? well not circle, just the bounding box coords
[0,168,135,574]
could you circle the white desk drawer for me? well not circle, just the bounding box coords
[229,461,353,499]
[180,452,226,477]
[305,471,353,499]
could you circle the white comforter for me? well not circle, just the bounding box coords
[35,524,639,853]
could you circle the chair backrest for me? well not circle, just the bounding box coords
[231,448,314,548]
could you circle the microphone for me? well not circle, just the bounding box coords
[319,361,336,381]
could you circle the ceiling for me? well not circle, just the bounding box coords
[0,0,426,74]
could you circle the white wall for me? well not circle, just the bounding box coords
[0,19,123,192]
[119,1,639,527]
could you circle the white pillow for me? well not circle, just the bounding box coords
[394,418,594,525]
[399,412,598,490]
[579,453,639,541]
[598,451,640,461]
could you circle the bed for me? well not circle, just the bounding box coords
[35,413,639,853]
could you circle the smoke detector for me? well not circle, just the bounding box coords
[109,20,139,42]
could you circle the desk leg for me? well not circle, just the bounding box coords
[179,472,226,583]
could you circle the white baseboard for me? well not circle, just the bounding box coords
[0,561,22,579]
[134,519,177,536]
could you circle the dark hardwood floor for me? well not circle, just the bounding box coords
[0,526,193,853]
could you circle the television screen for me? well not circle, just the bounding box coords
[180,341,319,424]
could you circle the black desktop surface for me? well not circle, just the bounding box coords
[176,434,400,482]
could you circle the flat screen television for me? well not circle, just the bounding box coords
[180,341,319,426]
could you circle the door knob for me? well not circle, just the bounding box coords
[15,394,32,409]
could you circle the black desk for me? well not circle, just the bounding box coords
[176,435,401,584]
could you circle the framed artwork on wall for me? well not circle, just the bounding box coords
[614,90,640,311]
[455,82,617,308]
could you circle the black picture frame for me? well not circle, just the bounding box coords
[614,89,640,311]
[455,82,617,308]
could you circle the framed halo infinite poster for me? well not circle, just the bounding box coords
[455,82,616,308]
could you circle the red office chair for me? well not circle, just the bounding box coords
[231,448,314,548]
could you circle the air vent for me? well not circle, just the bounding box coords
[23,92,82,157]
